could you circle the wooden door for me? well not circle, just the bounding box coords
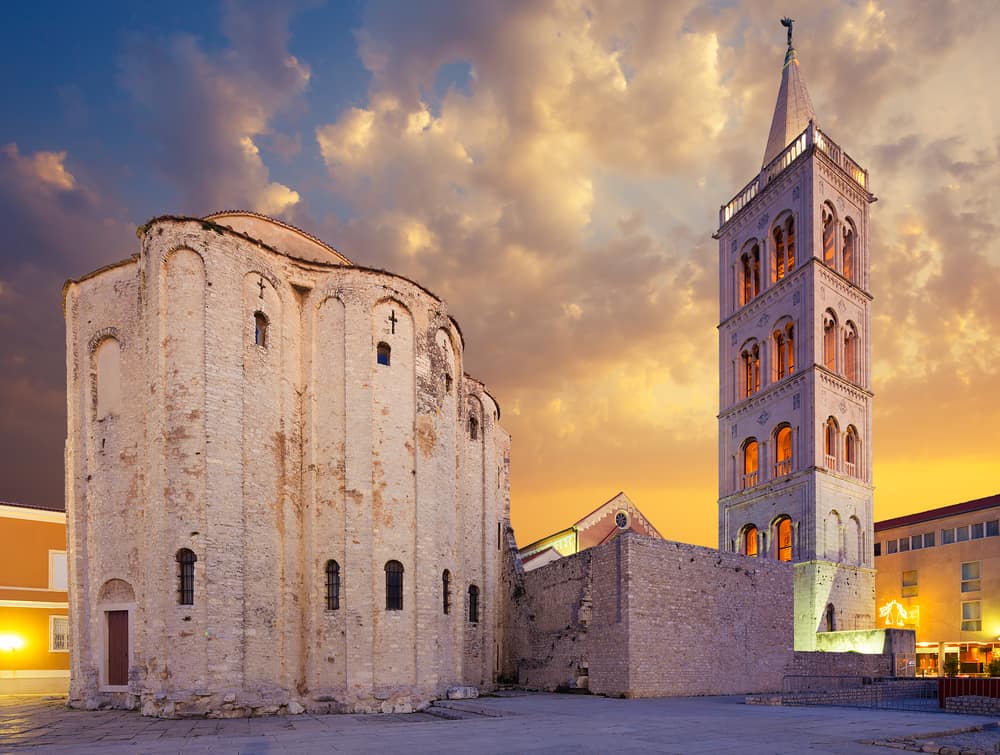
[106,610,129,686]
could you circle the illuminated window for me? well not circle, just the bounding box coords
[823,311,838,371]
[961,600,982,631]
[844,323,858,383]
[253,312,268,348]
[961,561,981,593]
[385,560,404,610]
[743,525,759,557]
[776,517,792,561]
[902,570,918,597]
[177,548,196,605]
[845,426,860,478]
[325,560,340,611]
[774,425,792,476]
[842,220,856,282]
[824,417,839,470]
[822,203,837,267]
[442,569,451,615]
[49,615,69,652]
[773,322,795,381]
[742,439,759,489]
[376,342,391,366]
[741,343,761,398]
[468,584,480,623]
[740,243,761,306]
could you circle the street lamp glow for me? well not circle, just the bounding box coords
[0,633,25,651]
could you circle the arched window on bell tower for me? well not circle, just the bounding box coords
[741,438,759,489]
[774,424,793,476]
[822,202,837,268]
[824,417,840,470]
[843,322,858,383]
[823,310,838,371]
[842,219,857,283]
[739,242,761,306]
[741,341,761,398]
[773,215,795,282]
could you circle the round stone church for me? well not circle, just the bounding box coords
[63,211,510,716]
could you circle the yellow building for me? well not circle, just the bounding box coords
[0,502,70,693]
[874,493,1000,677]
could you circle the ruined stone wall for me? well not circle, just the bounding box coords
[64,215,510,717]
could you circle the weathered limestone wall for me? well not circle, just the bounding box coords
[64,214,510,717]
[511,534,795,697]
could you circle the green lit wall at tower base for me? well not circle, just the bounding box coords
[793,561,875,651]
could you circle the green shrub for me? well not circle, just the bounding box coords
[988,658,1000,678]
[943,657,960,678]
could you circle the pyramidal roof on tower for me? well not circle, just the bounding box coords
[762,19,817,168]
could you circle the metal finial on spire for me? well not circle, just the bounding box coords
[780,17,794,48]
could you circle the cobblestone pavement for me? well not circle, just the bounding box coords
[1,692,998,754]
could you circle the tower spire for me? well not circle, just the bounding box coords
[762,17,817,168]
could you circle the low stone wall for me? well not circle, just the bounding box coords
[945,695,1000,716]
[784,650,893,678]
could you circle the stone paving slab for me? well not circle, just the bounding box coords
[0,693,998,754]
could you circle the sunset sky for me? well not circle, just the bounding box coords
[1,1,997,548]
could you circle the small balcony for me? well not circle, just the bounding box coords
[773,458,792,477]
[844,461,856,477]
[824,454,837,470]
[742,471,759,489]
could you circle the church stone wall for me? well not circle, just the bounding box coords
[63,214,510,717]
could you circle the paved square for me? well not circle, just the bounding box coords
[1,692,998,754]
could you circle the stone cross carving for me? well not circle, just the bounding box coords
[388,309,398,334]
[781,17,794,48]
[257,277,266,299]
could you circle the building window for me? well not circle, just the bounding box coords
[385,560,403,610]
[49,615,69,652]
[94,337,123,419]
[741,438,759,489]
[902,570,918,598]
[910,534,923,551]
[468,415,479,440]
[468,584,480,623]
[49,551,68,591]
[776,517,793,561]
[886,539,898,555]
[924,532,935,548]
[874,542,881,557]
[961,561,981,593]
[987,520,999,537]
[843,323,858,383]
[376,342,391,366]
[773,324,794,380]
[442,570,451,614]
[823,311,838,371]
[971,522,984,539]
[177,548,196,605]
[325,560,340,611]
[741,343,761,398]
[824,417,839,470]
[961,600,982,631]
[740,243,761,306]
[743,525,758,557]
[956,525,970,542]
[822,203,837,267]
[842,220,856,283]
[824,603,836,632]
[254,312,269,348]
[774,217,795,282]
[773,425,792,476]
[844,426,860,478]
[942,528,955,545]
[898,537,910,553]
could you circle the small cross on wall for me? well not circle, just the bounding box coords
[257,277,266,299]
[388,309,398,334]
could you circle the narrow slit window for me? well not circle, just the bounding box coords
[325,560,340,611]
[177,548,196,605]
[254,312,269,348]
[385,560,403,610]
[777,517,793,562]
[468,415,479,440]
[442,570,451,615]
[468,584,479,623]
[377,342,391,366]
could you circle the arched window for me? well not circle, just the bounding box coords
[823,311,838,371]
[741,342,760,398]
[739,243,760,305]
[842,220,856,283]
[442,570,451,614]
[254,312,269,348]
[776,517,793,562]
[468,415,479,440]
[325,560,340,611]
[743,525,759,557]
[822,203,837,267]
[376,342,391,366]
[177,548,196,605]
[468,584,480,623]
[385,560,403,610]
[742,438,759,489]
[773,323,794,380]
[843,322,858,383]
[824,417,840,470]
[774,217,795,282]
[845,426,860,478]
[774,425,793,476]
[825,603,836,632]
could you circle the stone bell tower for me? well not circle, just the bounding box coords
[714,19,876,650]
